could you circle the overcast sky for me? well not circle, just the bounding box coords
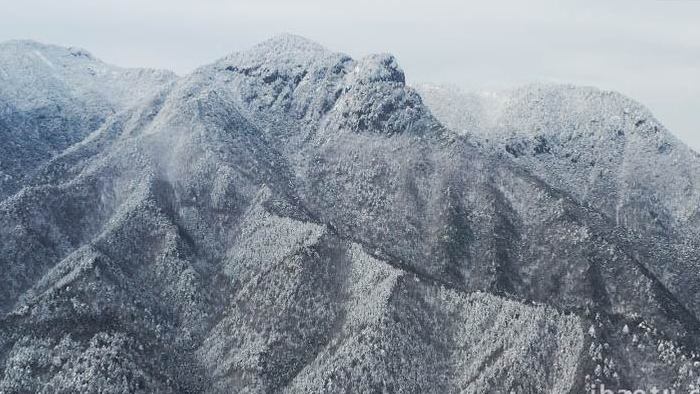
[2,0,699,150]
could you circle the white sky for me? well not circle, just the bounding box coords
[1,0,699,150]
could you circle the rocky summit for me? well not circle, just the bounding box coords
[1,34,699,393]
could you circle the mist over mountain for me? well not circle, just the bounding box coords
[1,35,699,393]
[0,40,175,201]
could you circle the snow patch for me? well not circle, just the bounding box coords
[32,50,55,69]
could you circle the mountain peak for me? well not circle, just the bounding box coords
[0,39,96,62]
[352,53,405,84]
[208,36,430,137]
[0,38,55,49]
[220,34,332,67]
[255,33,328,53]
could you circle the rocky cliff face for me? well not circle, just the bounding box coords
[1,35,699,393]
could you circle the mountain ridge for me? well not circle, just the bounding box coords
[1,36,699,393]
[417,82,700,240]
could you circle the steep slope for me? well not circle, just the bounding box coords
[418,84,700,353]
[1,35,699,393]
[417,84,700,241]
[0,40,176,200]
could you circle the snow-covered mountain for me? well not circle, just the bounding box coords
[1,35,699,393]
[0,40,175,200]
[417,83,700,241]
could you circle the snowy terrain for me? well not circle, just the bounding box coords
[417,83,700,241]
[0,35,699,393]
[0,40,175,200]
